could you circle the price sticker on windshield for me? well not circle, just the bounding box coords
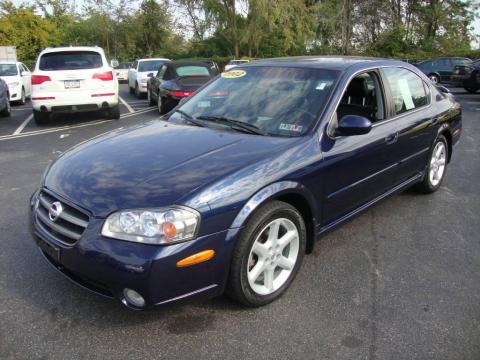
[221,70,246,79]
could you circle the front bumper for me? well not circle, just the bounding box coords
[29,191,232,309]
[8,84,22,101]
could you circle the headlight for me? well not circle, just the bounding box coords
[140,78,148,83]
[101,207,200,244]
[7,81,19,87]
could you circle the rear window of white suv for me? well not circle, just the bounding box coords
[39,51,103,71]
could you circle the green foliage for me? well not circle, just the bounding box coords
[0,0,478,66]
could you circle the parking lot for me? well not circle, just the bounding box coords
[0,84,479,359]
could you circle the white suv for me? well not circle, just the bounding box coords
[128,58,169,98]
[31,46,119,125]
[0,61,32,104]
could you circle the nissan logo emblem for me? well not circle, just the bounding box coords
[48,201,63,222]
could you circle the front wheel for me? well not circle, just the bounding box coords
[108,104,120,120]
[0,98,11,117]
[19,88,26,105]
[226,200,306,307]
[415,135,448,193]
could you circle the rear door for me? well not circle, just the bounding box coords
[380,67,436,183]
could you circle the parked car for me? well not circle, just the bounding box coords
[31,46,119,125]
[147,61,215,114]
[415,57,472,84]
[114,63,131,83]
[0,61,32,104]
[0,78,11,117]
[128,58,170,98]
[451,59,480,93]
[30,57,461,309]
[225,59,250,71]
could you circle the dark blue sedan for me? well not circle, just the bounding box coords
[30,57,462,309]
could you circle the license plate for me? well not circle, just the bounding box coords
[35,235,61,262]
[64,80,80,89]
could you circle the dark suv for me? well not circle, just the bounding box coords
[415,57,472,84]
[452,59,480,93]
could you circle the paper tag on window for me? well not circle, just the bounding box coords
[279,123,303,132]
[398,79,415,110]
[316,82,327,90]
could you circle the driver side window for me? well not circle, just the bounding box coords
[335,72,385,125]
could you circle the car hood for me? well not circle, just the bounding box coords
[0,75,19,83]
[44,121,298,217]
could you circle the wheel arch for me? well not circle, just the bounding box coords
[229,181,319,254]
[438,128,453,163]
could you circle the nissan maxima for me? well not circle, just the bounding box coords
[30,57,462,309]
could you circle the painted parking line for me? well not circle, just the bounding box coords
[12,114,33,135]
[119,96,134,113]
[0,107,156,142]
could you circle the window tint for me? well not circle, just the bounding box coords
[39,51,103,71]
[383,68,428,115]
[175,66,210,77]
[335,72,385,125]
[138,60,166,72]
[0,64,18,76]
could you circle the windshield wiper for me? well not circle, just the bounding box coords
[196,115,265,135]
[174,110,205,127]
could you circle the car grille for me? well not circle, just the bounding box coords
[35,190,90,246]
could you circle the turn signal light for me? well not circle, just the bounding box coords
[92,71,113,81]
[31,75,51,85]
[176,250,215,267]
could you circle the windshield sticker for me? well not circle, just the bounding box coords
[221,69,246,79]
[279,123,303,133]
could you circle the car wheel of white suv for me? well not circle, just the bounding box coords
[33,110,49,125]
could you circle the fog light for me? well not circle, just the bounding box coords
[123,288,145,308]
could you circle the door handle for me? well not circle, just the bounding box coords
[385,132,399,144]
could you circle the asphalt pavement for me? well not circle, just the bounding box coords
[0,85,479,360]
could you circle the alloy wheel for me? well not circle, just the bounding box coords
[429,141,447,187]
[247,218,300,296]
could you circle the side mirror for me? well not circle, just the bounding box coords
[110,59,119,68]
[436,85,450,94]
[335,115,372,136]
[147,72,154,77]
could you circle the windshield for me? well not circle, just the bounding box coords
[138,60,166,72]
[0,64,18,76]
[39,51,103,70]
[171,66,338,137]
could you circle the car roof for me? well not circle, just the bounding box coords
[40,46,105,55]
[241,56,404,71]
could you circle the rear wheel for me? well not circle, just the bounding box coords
[226,200,306,307]
[158,96,168,114]
[0,98,11,117]
[129,86,134,94]
[148,88,155,106]
[134,83,142,98]
[33,110,49,125]
[415,135,448,193]
[108,104,120,120]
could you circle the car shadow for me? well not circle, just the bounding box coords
[35,110,111,128]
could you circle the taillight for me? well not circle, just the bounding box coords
[31,75,51,85]
[170,91,193,97]
[92,71,113,81]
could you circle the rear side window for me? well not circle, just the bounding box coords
[175,66,210,77]
[39,51,103,71]
[383,68,429,116]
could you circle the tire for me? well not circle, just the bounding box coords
[18,88,26,105]
[415,134,448,193]
[158,96,168,114]
[33,110,49,125]
[148,88,155,106]
[428,74,440,85]
[108,104,120,120]
[226,200,307,307]
[465,87,478,94]
[129,86,134,95]
[0,98,11,117]
[134,83,142,99]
